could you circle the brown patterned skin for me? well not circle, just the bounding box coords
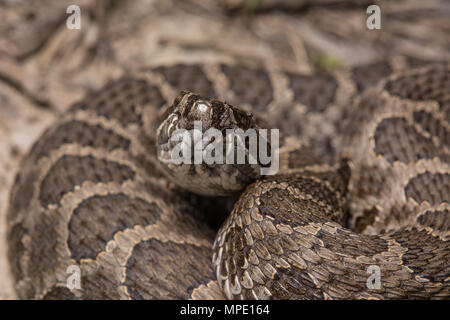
[7,70,224,299]
[7,62,450,299]
[212,64,449,299]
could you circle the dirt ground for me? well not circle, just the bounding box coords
[0,0,448,299]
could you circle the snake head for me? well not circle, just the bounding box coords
[156,91,266,196]
[159,91,255,135]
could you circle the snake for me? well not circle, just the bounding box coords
[6,58,449,299]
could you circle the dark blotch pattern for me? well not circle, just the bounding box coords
[43,286,77,300]
[153,64,216,98]
[384,66,450,118]
[352,164,387,199]
[221,64,273,112]
[352,61,393,92]
[392,228,449,282]
[39,155,135,208]
[8,169,38,216]
[286,146,325,168]
[260,174,347,226]
[26,208,60,281]
[318,228,388,260]
[286,72,337,112]
[413,111,449,149]
[29,120,131,163]
[259,187,336,226]
[355,207,379,233]
[125,239,214,299]
[374,117,440,164]
[417,209,449,232]
[405,172,450,205]
[82,265,121,299]
[68,193,161,261]
[69,77,165,126]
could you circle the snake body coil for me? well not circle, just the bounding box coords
[7,62,450,299]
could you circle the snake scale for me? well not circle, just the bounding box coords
[6,58,450,299]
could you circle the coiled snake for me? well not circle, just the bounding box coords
[7,61,450,299]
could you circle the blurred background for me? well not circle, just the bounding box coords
[0,0,449,299]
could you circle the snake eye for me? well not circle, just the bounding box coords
[187,100,212,124]
[192,101,211,114]
[194,102,210,113]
